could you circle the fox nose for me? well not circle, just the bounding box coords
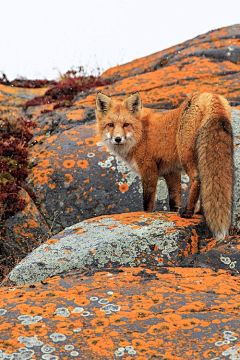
[115,137,122,143]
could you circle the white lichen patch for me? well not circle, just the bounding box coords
[42,355,59,360]
[100,304,121,314]
[215,330,238,346]
[70,351,79,357]
[54,307,70,317]
[98,298,109,305]
[73,328,82,332]
[18,315,43,325]
[0,309,7,316]
[220,256,237,269]
[81,311,91,317]
[87,152,95,158]
[49,333,67,343]
[98,155,115,169]
[222,346,240,357]
[41,345,56,353]
[71,307,84,313]
[3,349,35,359]
[18,335,43,348]
[115,345,137,357]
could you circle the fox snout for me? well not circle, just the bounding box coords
[113,136,124,144]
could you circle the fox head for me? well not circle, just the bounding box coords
[95,92,143,156]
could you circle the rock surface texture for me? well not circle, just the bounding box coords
[0,268,239,359]
[0,24,240,359]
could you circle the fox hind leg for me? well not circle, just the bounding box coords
[164,172,181,212]
[180,174,200,218]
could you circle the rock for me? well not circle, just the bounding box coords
[101,24,240,109]
[7,211,240,286]
[0,83,47,120]
[0,267,239,359]
[5,189,49,255]
[180,237,240,275]
[7,211,209,285]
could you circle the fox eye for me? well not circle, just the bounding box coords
[107,123,114,127]
[123,123,130,127]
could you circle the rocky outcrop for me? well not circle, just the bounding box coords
[1,24,240,275]
[1,23,240,360]
[7,211,240,287]
[0,267,240,359]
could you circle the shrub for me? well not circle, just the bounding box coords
[0,118,35,219]
[24,66,111,109]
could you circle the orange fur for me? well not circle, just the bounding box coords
[95,92,234,242]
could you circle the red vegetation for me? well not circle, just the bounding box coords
[0,118,36,282]
[24,74,111,110]
[0,118,35,219]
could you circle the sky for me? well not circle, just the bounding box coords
[0,0,239,81]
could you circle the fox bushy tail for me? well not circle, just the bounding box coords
[195,113,234,241]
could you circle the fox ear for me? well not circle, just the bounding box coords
[124,92,142,113]
[96,92,111,114]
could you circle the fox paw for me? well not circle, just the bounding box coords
[179,207,193,219]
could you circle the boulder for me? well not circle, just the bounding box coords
[0,267,239,359]
[7,211,240,287]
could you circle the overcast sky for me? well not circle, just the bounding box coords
[0,0,239,80]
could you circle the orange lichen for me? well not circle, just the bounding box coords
[45,238,59,245]
[84,136,98,146]
[62,159,76,168]
[0,265,240,358]
[48,183,56,189]
[119,183,129,193]
[77,159,89,169]
[64,174,73,183]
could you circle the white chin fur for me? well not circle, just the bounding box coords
[106,139,134,157]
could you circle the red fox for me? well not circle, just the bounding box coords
[95,92,234,242]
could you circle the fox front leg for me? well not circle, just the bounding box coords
[141,166,159,212]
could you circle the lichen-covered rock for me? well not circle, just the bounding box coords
[180,237,240,275]
[100,24,240,109]
[0,267,240,359]
[7,211,240,286]
[102,24,240,80]
[0,83,46,120]
[5,189,50,253]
